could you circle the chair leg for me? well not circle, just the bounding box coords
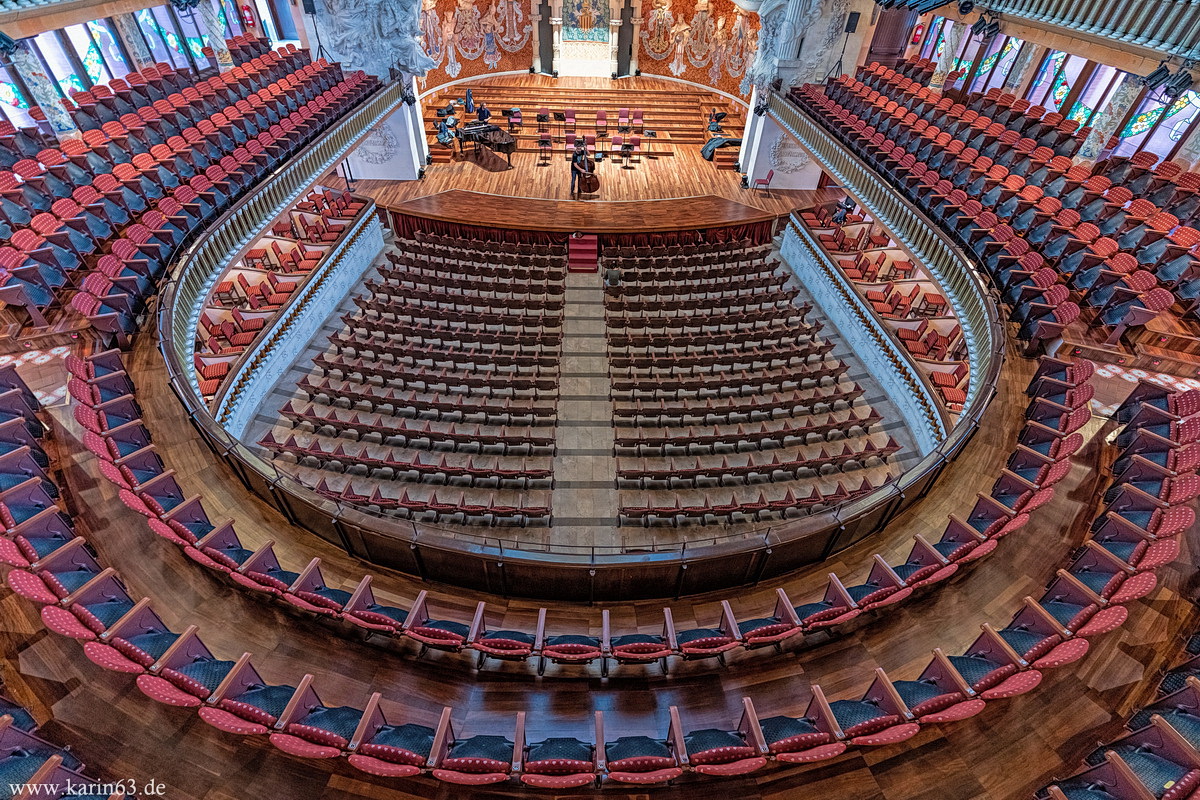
[476,650,486,670]
[537,656,546,676]
[601,658,608,678]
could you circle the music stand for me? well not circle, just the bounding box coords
[644,130,657,159]
[553,111,566,143]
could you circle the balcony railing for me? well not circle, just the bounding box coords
[781,217,948,455]
[212,207,384,437]
[161,81,406,406]
[978,0,1200,61]
[767,91,1006,429]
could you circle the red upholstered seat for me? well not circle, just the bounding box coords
[82,641,146,673]
[979,669,1043,699]
[198,706,270,735]
[135,674,203,707]
[269,732,342,758]
[774,742,847,763]
[347,754,423,778]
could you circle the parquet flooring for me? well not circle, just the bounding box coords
[0,332,1193,799]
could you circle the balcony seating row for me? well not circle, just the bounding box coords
[10,351,1178,789]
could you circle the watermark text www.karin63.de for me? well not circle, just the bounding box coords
[8,778,167,796]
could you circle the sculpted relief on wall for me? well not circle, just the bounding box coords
[318,0,435,77]
[639,0,759,96]
[420,0,533,80]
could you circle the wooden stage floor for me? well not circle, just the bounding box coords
[353,74,815,220]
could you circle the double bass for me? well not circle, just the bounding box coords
[579,154,600,194]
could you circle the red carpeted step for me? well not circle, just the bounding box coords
[568,234,599,273]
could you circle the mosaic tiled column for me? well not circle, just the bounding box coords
[114,12,156,70]
[1002,42,1038,93]
[198,0,235,71]
[1077,73,1140,162]
[9,41,79,141]
[928,22,964,92]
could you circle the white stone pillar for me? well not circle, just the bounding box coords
[609,14,622,77]
[9,41,79,141]
[928,20,964,92]
[740,86,768,176]
[532,12,543,72]
[113,12,156,70]
[198,0,235,71]
[1077,73,1141,162]
[551,16,563,73]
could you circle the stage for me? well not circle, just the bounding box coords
[352,75,820,220]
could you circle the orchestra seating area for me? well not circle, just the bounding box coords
[606,239,903,526]
[193,185,370,399]
[0,37,378,349]
[258,232,565,526]
[788,60,1198,363]
[801,202,969,413]
[1,2,1199,797]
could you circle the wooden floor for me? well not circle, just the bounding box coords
[0,332,1195,799]
[354,75,812,216]
[391,189,777,232]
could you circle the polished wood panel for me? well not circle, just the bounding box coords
[390,189,777,233]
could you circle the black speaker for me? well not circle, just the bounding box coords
[844,12,859,33]
[302,0,317,14]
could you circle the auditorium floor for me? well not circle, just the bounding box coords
[1,334,1194,800]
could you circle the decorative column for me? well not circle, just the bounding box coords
[608,9,622,77]
[531,7,543,73]
[113,12,156,70]
[1077,73,1141,162]
[1003,42,1040,93]
[9,40,79,141]
[928,20,965,91]
[551,17,563,74]
[197,0,235,71]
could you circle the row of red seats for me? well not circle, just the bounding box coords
[17,351,1178,788]
[798,61,1200,344]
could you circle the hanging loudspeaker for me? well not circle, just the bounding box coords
[302,0,317,14]
[844,12,859,33]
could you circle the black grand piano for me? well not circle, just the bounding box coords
[458,122,517,166]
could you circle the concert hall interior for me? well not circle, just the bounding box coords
[0,0,1197,798]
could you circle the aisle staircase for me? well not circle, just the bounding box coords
[568,234,599,273]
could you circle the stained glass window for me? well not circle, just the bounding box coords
[170,6,211,68]
[1139,91,1200,159]
[1067,65,1119,126]
[88,19,129,79]
[64,24,112,85]
[968,35,1010,94]
[983,37,1024,93]
[137,8,179,66]
[33,31,87,95]
[1027,50,1065,106]
[0,57,34,127]
[146,6,194,69]
[920,17,943,61]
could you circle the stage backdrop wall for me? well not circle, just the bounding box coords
[637,0,759,98]
[418,0,536,91]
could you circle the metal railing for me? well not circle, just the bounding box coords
[147,81,1008,599]
[767,91,1006,425]
[978,0,1200,61]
